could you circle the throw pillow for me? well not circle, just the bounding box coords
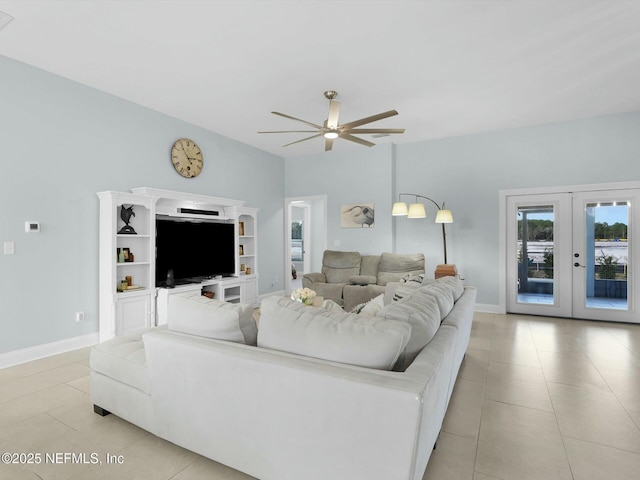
[322,299,344,311]
[359,294,385,316]
[168,293,258,346]
[400,273,425,286]
[349,293,385,314]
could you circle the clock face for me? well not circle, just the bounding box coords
[171,138,203,178]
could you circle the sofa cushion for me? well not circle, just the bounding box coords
[379,289,442,370]
[258,296,411,370]
[359,255,381,277]
[377,253,425,286]
[168,293,257,345]
[321,250,362,283]
[435,276,465,300]
[417,283,455,320]
[90,329,150,394]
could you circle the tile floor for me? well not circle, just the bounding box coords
[0,312,639,479]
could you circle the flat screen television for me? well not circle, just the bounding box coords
[155,217,235,286]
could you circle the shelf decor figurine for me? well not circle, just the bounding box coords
[118,205,137,234]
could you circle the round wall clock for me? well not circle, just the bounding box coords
[171,138,203,178]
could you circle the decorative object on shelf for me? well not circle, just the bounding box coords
[118,205,137,234]
[166,268,175,289]
[341,203,375,228]
[125,275,132,286]
[392,193,457,277]
[240,263,245,272]
[238,221,245,236]
[202,291,215,299]
[291,287,316,306]
[245,267,251,275]
[122,247,131,262]
[117,248,125,263]
[239,245,244,256]
[258,90,405,152]
[171,138,203,178]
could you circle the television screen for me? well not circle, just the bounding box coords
[155,218,235,286]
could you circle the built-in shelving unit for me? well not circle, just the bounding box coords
[98,188,259,341]
[98,191,155,342]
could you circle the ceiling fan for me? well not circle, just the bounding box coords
[258,90,405,152]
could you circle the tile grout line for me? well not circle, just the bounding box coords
[527,318,577,480]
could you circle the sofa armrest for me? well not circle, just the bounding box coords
[302,272,326,287]
[304,282,346,305]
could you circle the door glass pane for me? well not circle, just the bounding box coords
[584,201,628,310]
[517,205,555,305]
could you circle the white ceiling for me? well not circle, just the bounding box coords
[1,0,640,157]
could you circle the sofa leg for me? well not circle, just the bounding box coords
[93,405,111,417]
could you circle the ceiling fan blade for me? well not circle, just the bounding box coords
[348,128,405,134]
[258,130,319,134]
[282,133,324,147]
[271,112,323,130]
[325,137,334,152]
[327,100,341,129]
[341,110,399,129]
[339,133,375,148]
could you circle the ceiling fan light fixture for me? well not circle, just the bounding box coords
[324,131,339,139]
[259,90,404,151]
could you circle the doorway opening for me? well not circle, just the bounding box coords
[284,195,327,295]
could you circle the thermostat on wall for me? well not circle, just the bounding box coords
[25,221,40,233]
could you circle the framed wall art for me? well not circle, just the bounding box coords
[341,203,375,228]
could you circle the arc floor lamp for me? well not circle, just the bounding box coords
[392,193,457,277]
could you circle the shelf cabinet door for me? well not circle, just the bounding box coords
[115,294,151,335]
[243,278,257,306]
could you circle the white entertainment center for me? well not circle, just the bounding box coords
[97,187,258,342]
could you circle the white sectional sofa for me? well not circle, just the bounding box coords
[90,277,476,480]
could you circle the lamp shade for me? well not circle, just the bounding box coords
[392,202,408,216]
[435,209,453,224]
[407,203,427,218]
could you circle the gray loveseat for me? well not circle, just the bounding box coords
[302,250,425,311]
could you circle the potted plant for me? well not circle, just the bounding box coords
[596,250,618,279]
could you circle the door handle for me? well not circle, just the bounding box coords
[574,262,586,268]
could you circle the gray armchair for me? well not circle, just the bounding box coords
[302,250,362,305]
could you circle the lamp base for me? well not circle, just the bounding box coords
[434,264,458,279]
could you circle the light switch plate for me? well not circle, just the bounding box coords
[4,241,15,255]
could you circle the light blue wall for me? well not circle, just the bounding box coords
[286,112,640,307]
[0,56,284,354]
[4,53,640,355]
[285,144,394,255]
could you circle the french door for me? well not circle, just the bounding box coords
[506,188,638,323]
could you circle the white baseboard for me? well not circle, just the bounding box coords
[475,303,503,314]
[0,333,99,369]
